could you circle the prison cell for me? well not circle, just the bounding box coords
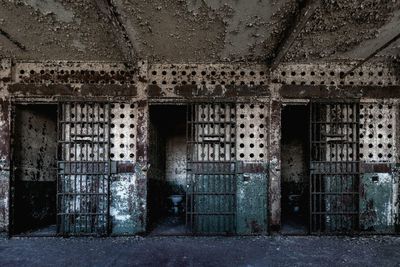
[186,103,237,234]
[310,102,360,233]
[57,102,111,235]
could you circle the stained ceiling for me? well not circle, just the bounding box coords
[0,0,399,63]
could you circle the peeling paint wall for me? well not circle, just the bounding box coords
[0,60,399,236]
[281,106,307,185]
[13,105,57,182]
[109,102,146,234]
[0,0,124,60]
[0,59,11,235]
[359,101,399,233]
[110,166,144,234]
[12,104,57,233]
[165,129,186,190]
[360,172,397,232]
[235,102,269,234]
[2,1,399,62]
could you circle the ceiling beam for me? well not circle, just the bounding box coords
[0,28,25,51]
[341,31,400,78]
[94,0,137,62]
[268,0,319,70]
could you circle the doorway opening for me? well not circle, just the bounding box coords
[11,104,58,236]
[281,105,309,234]
[147,105,188,235]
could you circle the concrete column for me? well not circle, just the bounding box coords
[268,84,282,230]
[134,60,149,232]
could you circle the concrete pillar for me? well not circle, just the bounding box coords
[134,60,149,232]
[268,84,282,230]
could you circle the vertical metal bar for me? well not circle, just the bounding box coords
[186,103,189,230]
[57,102,61,234]
[106,102,111,234]
[309,103,313,233]
[320,103,323,232]
[233,103,237,233]
[355,102,360,231]
[72,102,75,233]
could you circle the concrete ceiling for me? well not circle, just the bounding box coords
[0,0,399,63]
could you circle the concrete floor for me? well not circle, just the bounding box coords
[148,216,188,236]
[0,236,399,266]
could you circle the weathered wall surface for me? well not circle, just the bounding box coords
[0,59,10,235]
[281,106,307,186]
[165,133,186,190]
[12,104,57,234]
[1,0,399,62]
[0,0,124,61]
[13,105,57,182]
[286,1,400,62]
[0,59,399,235]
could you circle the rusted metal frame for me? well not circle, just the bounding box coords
[57,101,111,236]
[232,104,238,233]
[8,102,15,236]
[186,102,237,234]
[56,102,63,235]
[309,101,360,234]
[186,103,192,231]
[106,102,112,235]
[268,0,319,70]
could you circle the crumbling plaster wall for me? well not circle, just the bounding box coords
[0,56,398,235]
[165,130,186,191]
[286,0,400,62]
[0,0,124,61]
[0,0,399,62]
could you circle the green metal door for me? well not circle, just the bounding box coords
[186,103,236,234]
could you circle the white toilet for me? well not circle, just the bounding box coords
[169,194,183,215]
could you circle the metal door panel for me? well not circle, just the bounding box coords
[186,103,236,234]
[57,102,110,235]
[310,102,360,234]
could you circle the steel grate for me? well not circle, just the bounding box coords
[57,102,111,235]
[186,103,237,234]
[310,102,360,234]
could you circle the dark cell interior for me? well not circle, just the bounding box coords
[147,105,188,235]
[12,104,58,236]
[281,105,309,234]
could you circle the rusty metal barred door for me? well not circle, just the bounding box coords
[57,102,111,235]
[186,103,237,234]
[310,102,360,234]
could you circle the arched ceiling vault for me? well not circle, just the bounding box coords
[0,0,399,64]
